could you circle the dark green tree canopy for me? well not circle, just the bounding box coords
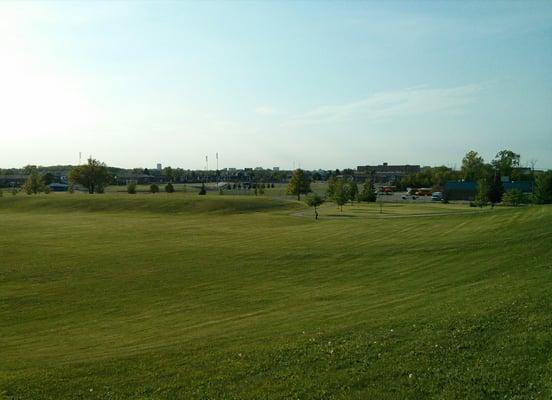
[69,158,111,194]
[461,150,485,182]
[492,150,520,178]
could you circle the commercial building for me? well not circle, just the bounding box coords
[356,162,421,183]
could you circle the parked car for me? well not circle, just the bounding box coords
[431,192,443,201]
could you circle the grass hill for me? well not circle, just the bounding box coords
[1,194,551,399]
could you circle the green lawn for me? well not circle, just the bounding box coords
[1,193,551,399]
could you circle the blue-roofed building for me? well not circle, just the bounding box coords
[444,181,478,201]
[503,181,534,193]
[47,183,69,192]
[444,180,534,201]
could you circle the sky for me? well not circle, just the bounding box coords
[0,1,551,170]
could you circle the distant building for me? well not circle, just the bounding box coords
[356,162,421,183]
[443,181,478,201]
[0,175,28,188]
[47,183,69,192]
[444,180,534,201]
[156,163,162,171]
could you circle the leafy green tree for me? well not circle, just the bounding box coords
[23,165,37,175]
[22,170,45,195]
[502,189,525,206]
[492,150,520,178]
[127,182,137,194]
[305,193,324,219]
[69,158,111,194]
[326,175,338,199]
[165,182,175,193]
[347,181,359,203]
[461,151,485,181]
[333,180,348,211]
[287,169,311,200]
[42,172,55,186]
[359,179,376,202]
[150,184,159,193]
[164,166,175,183]
[475,179,489,207]
[533,171,552,204]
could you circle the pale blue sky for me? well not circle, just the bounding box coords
[1,1,551,169]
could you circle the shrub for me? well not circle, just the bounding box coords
[502,189,525,206]
[127,183,137,194]
[11,188,17,195]
[44,186,51,194]
[165,183,175,193]
[0,189,3,197]
[199,183,206,195]
[69,184,75,194]
[150,184,159,193]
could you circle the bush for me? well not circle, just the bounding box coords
[199,183,206,195]
[11,188,17,196]
[127,183,137,194]
[165,182,175,193]
[69,184,75,194]
[502,189,525,206]
[44,186,51,194]
[0,189,3,197]
[150,184,159,193]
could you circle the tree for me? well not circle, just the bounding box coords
[492,150,520,179]
[475,179,489,207]
[461,151,485,181]
[165,182,175,193]
[22,170,45,195]
[333,180,348,211]
[127,182,137,194]
[487,172,504,204]
[69,158,111,194]
[326,175,338,199]
[287,169,311,200]
[42,172,55,186]
[198,183,206,195]
[164,166,175,183]
[502,189,525,206]
[347,181,359,203]
[359,179,376,202]
[150,184,159,193]
[305,193,324,219]
[534,171,552,204]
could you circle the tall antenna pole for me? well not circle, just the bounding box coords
[205,155,208,171]
[79,152,82,165]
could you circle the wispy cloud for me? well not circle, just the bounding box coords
[285,84,480,127]
[254,106,279,116]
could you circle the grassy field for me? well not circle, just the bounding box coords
[1,193,551,399]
